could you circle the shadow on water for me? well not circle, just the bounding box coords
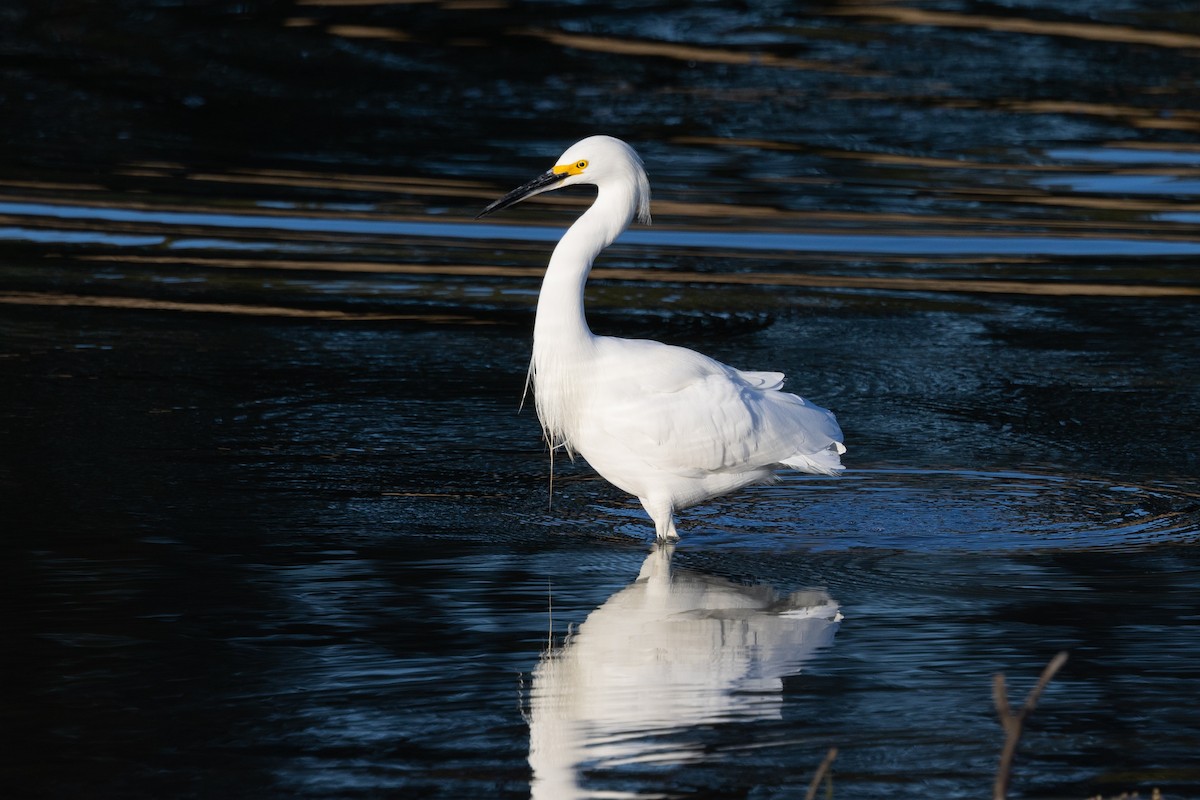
[3,1,1200,798]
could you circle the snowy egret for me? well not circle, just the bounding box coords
[478,135,845,540]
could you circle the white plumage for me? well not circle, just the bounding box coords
[478,135,845,540]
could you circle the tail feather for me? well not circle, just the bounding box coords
[782,442,846,476]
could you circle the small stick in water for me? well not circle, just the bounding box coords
[992,651,1070,800]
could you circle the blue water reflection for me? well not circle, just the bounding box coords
[5,200,1200,257]
[1047,148,1200,166]
[1032,174,1200,195]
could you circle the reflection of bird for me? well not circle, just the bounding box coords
[527,544,841,799]
[478,136,845,540]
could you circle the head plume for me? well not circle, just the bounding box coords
[556,135,652,226]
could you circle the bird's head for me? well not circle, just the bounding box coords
[476,135,651,225]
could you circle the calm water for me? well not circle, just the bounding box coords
[2,2,1199,798]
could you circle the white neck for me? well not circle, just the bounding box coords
[532,184,634,346]
[529,182,637,451]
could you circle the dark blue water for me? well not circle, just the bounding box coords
[2,2,1199,798]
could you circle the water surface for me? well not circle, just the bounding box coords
[2,2,1199,798]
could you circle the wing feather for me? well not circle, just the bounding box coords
[589,337,843,477]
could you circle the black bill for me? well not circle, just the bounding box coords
[475,169,567,219]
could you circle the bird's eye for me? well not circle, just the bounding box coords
[576,160,588,170]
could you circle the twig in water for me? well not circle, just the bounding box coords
[805,746,838,800]
[992,651,1069,800]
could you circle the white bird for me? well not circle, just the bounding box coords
[478,135,846,540]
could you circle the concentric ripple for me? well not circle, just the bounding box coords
[614,469,1200,553]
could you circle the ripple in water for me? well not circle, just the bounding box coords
[602,470,1200,553]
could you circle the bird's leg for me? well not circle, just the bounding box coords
[640,497,679,541]
[661,517,679,541]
